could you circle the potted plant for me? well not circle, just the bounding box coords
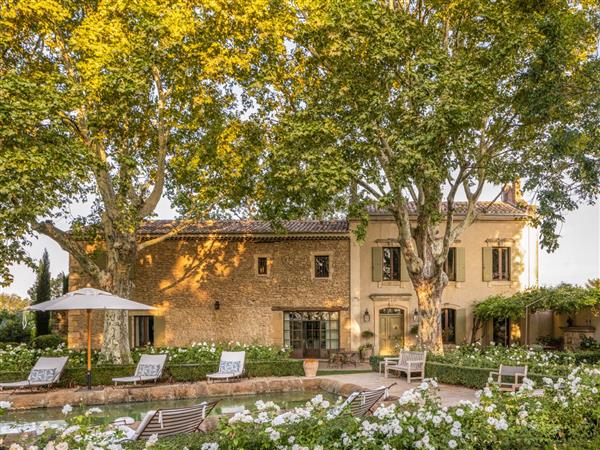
[303,359,319,377]
[360,330,375,361]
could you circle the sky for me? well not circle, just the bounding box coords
[2,194,599,299]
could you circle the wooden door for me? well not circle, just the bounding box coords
[379,308,404,355]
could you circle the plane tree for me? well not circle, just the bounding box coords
[0,0,285,362]
[254,0,600,353]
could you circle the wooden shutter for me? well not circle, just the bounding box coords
[372,247,383,282]
[455,308,467,344]
[455,247,466,282]
[508,247,514,281]
[482,247,493,281]
[400,254,410,281]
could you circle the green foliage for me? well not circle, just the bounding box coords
[26,370,600,449]
[473,284,600,321]
[31,334,65,349]
[31,249,51,335]
[0,310,31,343]
[0,342,294,375]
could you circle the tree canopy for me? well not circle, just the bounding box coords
[0,0,288,361]
[250,0,599,352]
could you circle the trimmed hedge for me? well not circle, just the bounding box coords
[0,359,304,387]
[369,355,563,389]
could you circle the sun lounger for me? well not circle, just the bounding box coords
[328,383,396,418]
[115,400,219,440]
[0,356,68,392]
[206,351,245,383]
[112,354,167,386]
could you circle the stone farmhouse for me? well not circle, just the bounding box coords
[67,197,541,357]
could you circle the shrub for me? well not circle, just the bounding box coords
[0,310,31,343]
[32,334,65,349]
[20,368,600,449]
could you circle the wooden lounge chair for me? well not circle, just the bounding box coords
[384,350,427,383]
[112,354,168,386]
[329,383,396,418]
[488,365,528,392]
[206,351,245,383]
[115,400,219,441]
[0,356,68,392]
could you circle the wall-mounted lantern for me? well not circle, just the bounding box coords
[413,308,419,323]
[363,308,371,323]
[214,300,220,311]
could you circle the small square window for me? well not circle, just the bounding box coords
[257,257,268,275]
[314,255,330,278]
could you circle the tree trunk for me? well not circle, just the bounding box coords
[98,236,137,364]
[414,276,445,354]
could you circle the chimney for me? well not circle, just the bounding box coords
[501,180,523,205]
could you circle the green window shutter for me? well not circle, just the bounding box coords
[400,254,410,281]
[455,247,466,282]
[508,247,514,281]
[372,247,383,282]
[455,308,467,344]
[482,247,493,281]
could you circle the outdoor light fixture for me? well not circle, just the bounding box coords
[363,308,371,322]
[214,300,220,311]
[413,308,419,323]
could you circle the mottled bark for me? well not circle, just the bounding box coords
[414,276,446,354]
[98,235,138,364]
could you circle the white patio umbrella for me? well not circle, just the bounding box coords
[28,287,156,390]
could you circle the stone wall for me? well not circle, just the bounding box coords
[68,237,351,349]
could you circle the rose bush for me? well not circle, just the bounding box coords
[428,343,583,376]
[0,342,291,372]
[13,367,600,449]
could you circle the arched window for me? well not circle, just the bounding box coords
[440,308,456,344]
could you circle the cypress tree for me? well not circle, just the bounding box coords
[33,249,51,335]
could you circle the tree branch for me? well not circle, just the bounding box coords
[139,65,169,218]
[137,218,197,252]
[32,221,106,285]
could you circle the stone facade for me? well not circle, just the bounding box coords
[350,209,539,354]
[67,203,545,356]
[68,235,351,352]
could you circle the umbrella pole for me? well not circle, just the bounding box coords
[86,309,92,390]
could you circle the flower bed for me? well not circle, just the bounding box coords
[0,342,291,371]
[0,342,300,387]
[15,368,600,449]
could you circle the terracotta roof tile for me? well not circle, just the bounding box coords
[139,219,349,235]
[366,201,528,217]
[140,202,527,236]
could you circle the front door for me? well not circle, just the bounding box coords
[379,308,404,355]
[303,320,322,358]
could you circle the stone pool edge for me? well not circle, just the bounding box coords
[1,376,365,411]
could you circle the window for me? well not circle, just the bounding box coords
[492,247,511,280]
[444,248,457,281]
[440,308,456,344]
[131,316,154,347]
[314,255,330,278]
[284,311,339,358]
[257,257,268,275]
[382,247,401,281]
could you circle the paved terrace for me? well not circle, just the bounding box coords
[318,372,478,407]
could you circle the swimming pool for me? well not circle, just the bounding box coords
[0,390,338,435]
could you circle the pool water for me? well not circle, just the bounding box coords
[0,391,338,435]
